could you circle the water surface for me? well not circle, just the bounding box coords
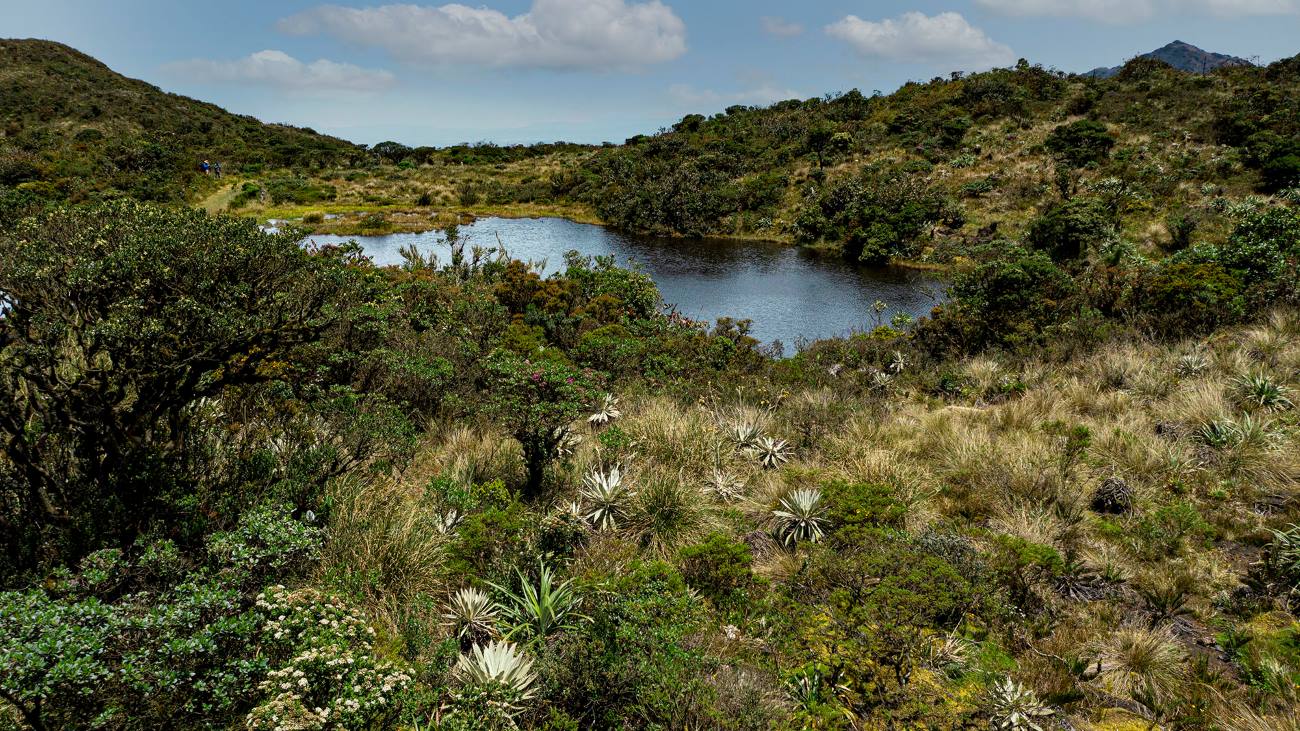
[303,217,946,349]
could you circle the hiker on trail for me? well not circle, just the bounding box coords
[213,161,222,178]
[201,160,210,175]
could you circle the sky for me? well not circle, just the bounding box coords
[7,0,1299,147]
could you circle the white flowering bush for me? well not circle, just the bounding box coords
[208,503,324,589]
[245,587,412,731]
[0,507,408,731]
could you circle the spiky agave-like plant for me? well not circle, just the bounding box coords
[987,677,1054,731]
[868,370,894,393]
[924,632,972,675]
[729,421,764,451]
[888,350,908,374]
[772,487,828,546]
[580,465,632,530]
[1174,352,1209,377]
[435,508,464,535]
[587,393,622,427]
[1260,523,1300,589]
[488,561,585,641]
[1235,373,1294,411]
[1053,557,1109,602]
[443,587,500,644]
[1194,419,1236,449]
[454,640,537,706]
[552,426,583,459]
[704,469,746,502]
[751,436,792,470]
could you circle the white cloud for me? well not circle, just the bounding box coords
[668,82,802,108]
[825,12,1016,70]
[760,16,804,38]
[976,0,1297,22]
[975,0,1156,23]
[278,0,687,70]
[165,50,395,91]
[1187,0,1299,13]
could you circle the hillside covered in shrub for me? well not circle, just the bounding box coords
[570,55,1300,262]
[0,39,363,203]
[1,188,1298,729]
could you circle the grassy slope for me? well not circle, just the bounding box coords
[0,38,361,202]
[9,40,1288,258]
[336,308,1300,730]
[559,61,1280,256]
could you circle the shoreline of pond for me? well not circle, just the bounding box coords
[297,216,949,347]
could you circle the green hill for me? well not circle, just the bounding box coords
[570,54,1300,262]
[0,38,362,203]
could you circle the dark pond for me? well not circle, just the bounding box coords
[303,216,946,350]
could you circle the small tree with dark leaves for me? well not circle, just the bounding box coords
[485,353,597,498]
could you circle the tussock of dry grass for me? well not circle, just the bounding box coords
[407,422,524,488]
[319,475,446,632]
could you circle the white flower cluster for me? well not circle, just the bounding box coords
[245,586,412,731]
[255,586,372,647]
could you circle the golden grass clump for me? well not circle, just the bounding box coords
[1092,625,1187,708]
[409,423,522,488]
[319,475,446,632]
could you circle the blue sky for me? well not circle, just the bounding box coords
[8,0,1299,146]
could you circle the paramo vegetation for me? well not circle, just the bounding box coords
[2,40,1300,731]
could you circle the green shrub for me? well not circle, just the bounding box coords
[230,180,263,208]
[822,480,907,544]
[484,353,599,497]
[457,180,481,206]
[1214,204,1300,288]
[988,534,1063,609]
[541,561,719,728]
[790,541,987,706]
[1165,206,1201,250]
[1261,153,1300,192]
[445,498,532,583]
[263,176,336,205]
[1024,198,1111,262]
[678,532,757,609]
[924,244,1076,352]
[0,201,355,573]
[793,167,957,265]
[1044,119,1115,168]
[359,211,389,231]
[0,509,399,731]
[1134,260,1247,334]
[1132,502,1214,560]
[207,502,324,590]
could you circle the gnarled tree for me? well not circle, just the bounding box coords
[0,201,350,571]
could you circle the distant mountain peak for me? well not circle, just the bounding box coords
[1085,41,1253,78]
